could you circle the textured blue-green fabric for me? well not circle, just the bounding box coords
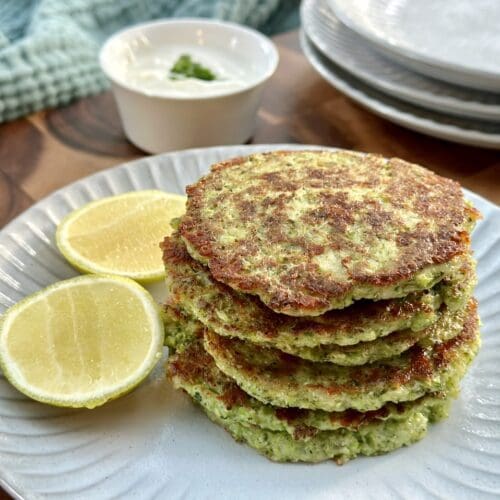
[0,0,299,123]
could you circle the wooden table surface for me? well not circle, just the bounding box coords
[0,29,499,498]
[1,30,499,231]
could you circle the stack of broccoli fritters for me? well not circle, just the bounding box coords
[163,150,480,464]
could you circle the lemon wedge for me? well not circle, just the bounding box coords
[56,190,186,282]
[0,275,164,408]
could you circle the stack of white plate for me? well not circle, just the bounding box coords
[300,0,500,148]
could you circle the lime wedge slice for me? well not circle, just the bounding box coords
[56,190,186,282]
[0,275,164,408]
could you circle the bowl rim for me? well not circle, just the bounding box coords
[98,17,280,101]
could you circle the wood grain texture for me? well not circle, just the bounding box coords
[44,93,142,157]
[0,30,498,224]
[0,169,34,227]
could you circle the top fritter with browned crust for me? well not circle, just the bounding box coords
[179,150,479,316]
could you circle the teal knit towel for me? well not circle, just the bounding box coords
[0,0,299,123]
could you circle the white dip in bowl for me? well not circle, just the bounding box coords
[99,19,279,153]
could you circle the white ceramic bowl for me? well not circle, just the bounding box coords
[99,19,279,153]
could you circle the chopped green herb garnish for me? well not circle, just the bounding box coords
[170,54,216,81]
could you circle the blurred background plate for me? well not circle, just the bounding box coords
[0,145,499,499]
[300,32,500,149]
[302,0,500,122]
[327,0,500,92]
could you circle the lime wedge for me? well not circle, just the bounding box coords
[56,190,186,282]
[0,275,164,408]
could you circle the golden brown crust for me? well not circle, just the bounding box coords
[167,337,438,432]
[161,233,445,347]
[204,299,478,401]
[180,150,476,315]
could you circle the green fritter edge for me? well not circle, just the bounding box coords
[164,298,472,365]
[167,337,454,437]
[203,301,480,412]
[162,233,476,349]
[204,402,447,463]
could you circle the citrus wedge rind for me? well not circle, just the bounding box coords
[0,275,165,408]
[56,190,186,283]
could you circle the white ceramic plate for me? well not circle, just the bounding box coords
[302,0,500,122]
[327,0,500,92]
[0,145,499,500]
[301,32,500,149]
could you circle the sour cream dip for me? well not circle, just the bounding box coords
[118,45,250,97]
[99,19,279,151]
